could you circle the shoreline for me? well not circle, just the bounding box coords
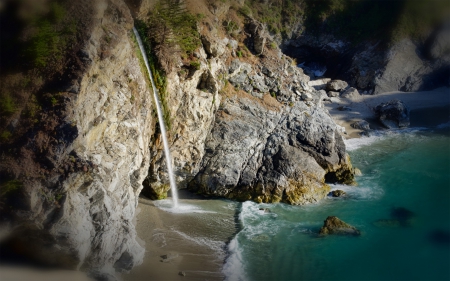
[324,86,450,139]
[123,192,237,281]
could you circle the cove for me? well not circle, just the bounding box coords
[224,129,450,281]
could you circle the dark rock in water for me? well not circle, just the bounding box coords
[375,99,410,129]
[330,190,346,197]
[179,271,186,277]
[373,219,401,228]
[351,120,370,131]
[391,207,415,220]
[319,216,361,236]
[160,253,178,262]
[428,229,450,245]
[259,208,271,213]
[337,106,352,111]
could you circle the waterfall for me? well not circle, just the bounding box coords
[133,27,179,208]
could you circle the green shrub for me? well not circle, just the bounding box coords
[0,131,12,141]
[190,60,201,70]
[0,94,16,115]
[25,2,74,68]
[0,180,22,197]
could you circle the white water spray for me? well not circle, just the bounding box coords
[133,27,179,208]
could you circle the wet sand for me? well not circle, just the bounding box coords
[122,192,238,281]
[325,87,450,138]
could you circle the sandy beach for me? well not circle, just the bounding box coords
[122,192,238,281]
[325,87,450,138]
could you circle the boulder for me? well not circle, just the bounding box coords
[201,35,226,58]
[327,91,340,97]
[330,190,346,197]
[374,99,410,129]
[351,120,370,131]
[326,80,348,91]
[308,78,331,90]
[340,87,360,98]
[319,216,361,236]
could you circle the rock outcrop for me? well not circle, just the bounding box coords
[375,99,410,129]
[188,52,354,204]
[319,216,360,236]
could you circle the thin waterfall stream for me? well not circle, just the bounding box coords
[133,27,179,208]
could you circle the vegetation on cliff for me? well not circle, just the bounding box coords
[237,0,449,44]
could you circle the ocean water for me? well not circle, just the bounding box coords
[224,128,450,281]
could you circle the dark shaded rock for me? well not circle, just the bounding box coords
[319,216,360,236]
[330,190,346,197]
[351,120,370,131]
[337,106,352,111]
[259,208,271,213]
[375,99,410,129]
[391,207,416,226]
[327,91,340,97]
[428,229,450,245]
[326,80,348,91]
[247,20,266,55]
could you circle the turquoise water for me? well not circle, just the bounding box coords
[224,129,450,281]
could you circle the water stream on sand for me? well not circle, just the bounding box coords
[133,27,179,208]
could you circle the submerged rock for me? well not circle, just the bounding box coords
[428,229,450,245]
[319,216,361,236]
[375,99,410,129]
[391,207,416,226]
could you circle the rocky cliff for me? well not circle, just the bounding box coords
[0,0,355,278]
[1,0,152,278]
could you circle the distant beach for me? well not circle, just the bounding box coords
[325,87,450,138]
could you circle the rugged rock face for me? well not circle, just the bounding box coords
[188,53,354,204]
[283,32,450,94]
[1,0,152,278]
